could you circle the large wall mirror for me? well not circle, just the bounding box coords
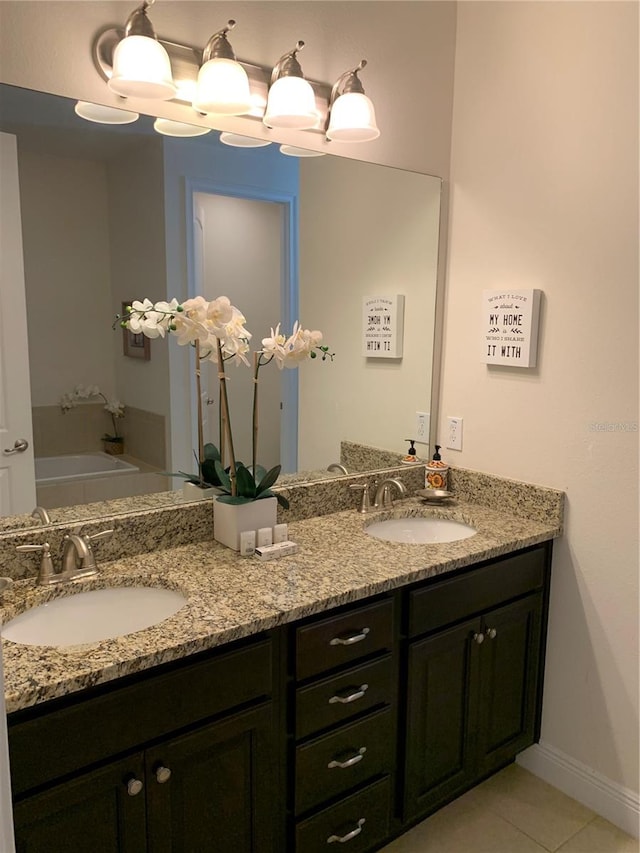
[0,83,443,531]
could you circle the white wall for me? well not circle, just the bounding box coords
[299,156,441,469]
[108,139,170,424]
[443,0,639,822]
[0,1,456,177]
[19,151,115,404]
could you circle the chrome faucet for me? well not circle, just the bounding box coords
[350,478,408,513]
[374,478,408,509]
[31,506,52,525]
[16,529,113,586]
[327,463,348,475]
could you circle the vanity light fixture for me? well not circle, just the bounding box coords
[326,60,380,142]
[279,144,325,158]
[74,101,140,125]
[219,132,271,148]
[153,118,211,137]
[263,42,319,130]
[192,21,252,116]
[108,0,177,100]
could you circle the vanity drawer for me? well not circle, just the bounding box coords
[296,599,394,681]
[296,655,394,739]
[409,547,546,638]
[295,776,391,853]
[295,708,393,815]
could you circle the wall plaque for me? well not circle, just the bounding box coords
[482,289,541,368]
[362,295,405,359]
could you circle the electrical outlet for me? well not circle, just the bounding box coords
[447,416,463,451]
[415,412,430,443]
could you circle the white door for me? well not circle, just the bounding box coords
[195,192,285,472]
[0,132,36,515]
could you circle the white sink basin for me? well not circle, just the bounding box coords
[1,586,187,647]
[365,516,477,544]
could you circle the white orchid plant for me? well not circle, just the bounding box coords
[60,384,125,440]
[115,296,333,507]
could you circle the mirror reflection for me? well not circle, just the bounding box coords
[0,83,442,529]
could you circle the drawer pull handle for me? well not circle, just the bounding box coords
[327,818,365,844]
[327,747,366,770]
[329,627,370,647]
[486,627,497,639]
[329,684,369,705]
[126,777,144,797]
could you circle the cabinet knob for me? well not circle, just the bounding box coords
[472,632,485,645]
[486,627,497,640]
[155,765,172,784]
[327,747,366,770]
[329,627,370,647]
[328,684,369,705]
[327,817,365,844]
[126,777,144,796]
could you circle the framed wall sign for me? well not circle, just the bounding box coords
[362,295,405,358]
[122,301,151,360]
[482,289,542,367]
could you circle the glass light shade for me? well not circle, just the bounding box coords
[279,145,325,158]
[263,76,318,129]
[193,58,252,115]
[74,101,139,125]
[108,35,177,100]
[220,132,271,148]
[326,92,380,142]
[153,118,211,137]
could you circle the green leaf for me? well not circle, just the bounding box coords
[200,459,221,487]
[203,443,221,461]
[259,488,289,511]
[214,460,231,492]
[216,494,252,505]
[256,465,281,496]
[235,464,257,499]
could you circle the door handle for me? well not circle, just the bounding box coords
[3,438,29,455]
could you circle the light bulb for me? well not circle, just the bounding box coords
[108,35,177,100]
[326,92,380,142]
[193,58,252,115]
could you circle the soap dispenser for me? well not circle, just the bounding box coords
[401,439,421,464]
[425,444,449,490]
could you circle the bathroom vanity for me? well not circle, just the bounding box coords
[1,479,561,853]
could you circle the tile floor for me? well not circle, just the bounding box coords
[380,764,638,853]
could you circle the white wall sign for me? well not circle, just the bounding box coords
[362,295,405,358]
[482,289,542,367]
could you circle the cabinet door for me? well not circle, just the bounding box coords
[476,593,543,776]
[403,617,480,821]
[13,753,147,853]
[146,702,277,853]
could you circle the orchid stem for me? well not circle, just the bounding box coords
[217,339,237,496]
[194,346,205,486]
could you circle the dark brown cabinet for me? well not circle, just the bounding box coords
[9,542,552,852]
[403,545,548,823]
[10,636,280,853]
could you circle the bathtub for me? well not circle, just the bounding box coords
[35,453,140,485]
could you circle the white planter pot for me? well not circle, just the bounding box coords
[182,481,221,501]
[213,496,278,551]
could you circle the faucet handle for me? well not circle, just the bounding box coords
[16,542,56,585]
[349,483,375,514]
[84,529,114,544]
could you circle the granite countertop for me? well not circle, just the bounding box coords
[0,497,561,714]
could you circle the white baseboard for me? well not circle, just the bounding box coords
[517,741,640,839]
